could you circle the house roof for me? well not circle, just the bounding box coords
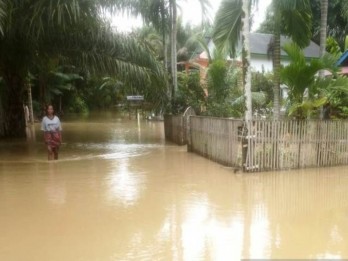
[250,33,320,58]
[198,33,321,59]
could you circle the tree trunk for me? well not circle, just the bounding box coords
[2,73,26,138]
[160,0,168,71]
[170,0,178,95]
[319,0,328,63]
[273,9,281,120]
[319,0,328,119]
[161,0,171,104]
[164,36,168,71]
[242,0,252,122]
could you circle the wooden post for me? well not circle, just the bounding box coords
[241,123,248,172]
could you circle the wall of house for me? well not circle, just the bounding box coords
[250,56,291,72]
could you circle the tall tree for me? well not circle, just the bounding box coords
[319,0,328,78]
[213,0,255,120]
[320,0,328,58]
[242,0,252,121]
[259,0,312,119]
[272,1,312,119]
[309,0,348,50]
[0,0,164,138]
[117,0,210,100]
[170,0,178,94]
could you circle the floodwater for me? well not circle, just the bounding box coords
[1,112,348,261]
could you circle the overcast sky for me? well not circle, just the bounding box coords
[111,0,272,32]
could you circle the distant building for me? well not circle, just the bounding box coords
[196,33,321,72]
[185,33,321,98]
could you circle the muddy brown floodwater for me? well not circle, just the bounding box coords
[1,112,348,260]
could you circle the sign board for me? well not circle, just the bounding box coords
[127,95,144,101]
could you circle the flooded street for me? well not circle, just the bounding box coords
[1,112,348,260]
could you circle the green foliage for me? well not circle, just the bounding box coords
[276,0,312,48]
[207,59,228,102]
[172,58,273,119]
[0,0,169,138]
[310,0,348,50]
[212,0,243,57]
[134,26,164,59]
[205,102,242,118]
[46,70,82,103]
[185,32,212,62]
[281,43,324,102]
[67,96,89,114]
[251,71,273,110]
[326,36,342,56]
[204,64,244,118]
[172,71,206,114]
[288,97,327,119]
[319,76,348,118]
[280,42,348,119]
[258,0,312,48]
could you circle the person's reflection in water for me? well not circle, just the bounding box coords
[45,163,66,206]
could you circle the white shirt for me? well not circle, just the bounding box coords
[41,116,62,132]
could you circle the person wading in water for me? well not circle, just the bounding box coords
[41,104,62,160]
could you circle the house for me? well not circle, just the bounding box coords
[196,33,321,72]
[248,33,320,71]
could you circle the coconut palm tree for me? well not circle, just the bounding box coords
[309,0,348,51]
[317,0,328,119]
[241,0,252,121]
[268,0,312,120]
[169,0,178,95]
[317,0,328,79]
[320,0,328,60]
[214,0,312,120]
[116,0,210,97]
[0,0,164,138]
[213,0,255,121]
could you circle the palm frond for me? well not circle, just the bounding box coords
[212,0,243,57]
[274,0,312,48]
[39,20,165,89]
[231,91,266,106]
[185,32,212,62]
[281,42,325,99]
[273,0,311,11]
[288,97,327,118]
[26,0,89,38]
